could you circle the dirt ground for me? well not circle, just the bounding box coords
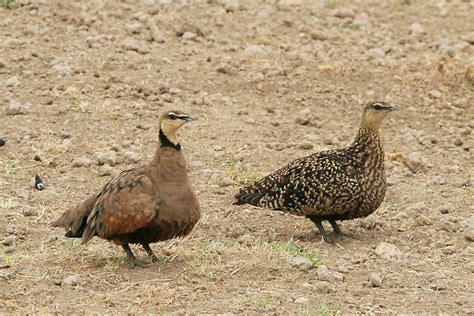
[0,0,473,313]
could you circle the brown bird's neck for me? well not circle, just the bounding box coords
[159,128,181,151]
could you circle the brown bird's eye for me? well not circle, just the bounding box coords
[169,114,177,120]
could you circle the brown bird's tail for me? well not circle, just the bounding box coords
[52,195,98,241]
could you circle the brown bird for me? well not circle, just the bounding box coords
[53,110,200,266]
[234,101,398,242]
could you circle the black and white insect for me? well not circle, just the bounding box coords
[35,175,45,190]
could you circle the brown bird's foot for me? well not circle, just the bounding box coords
[122,244,149,268]
[141,243,165,264]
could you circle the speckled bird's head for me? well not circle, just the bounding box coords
[362,101,398,129]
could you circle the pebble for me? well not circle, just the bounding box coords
[95,151,117,166]
[415,214,432,226]
[123,151,140,164]
[149,22,165,43]
[223,0,240,12]
[429,283,445,291]
[61,274,81,286]
[2,235,17,246]
[72,156,94,168]
[294,297,307,305]
[431,175,446,185]
[332,8,355,19]
[295,108,312,125]
[238,234,255,244]
[464,219,474,242]
[22,206,37,217]
[437,219,458,232]
[438,203,454,214]
[369,272,383,287]
[375,242,401,260]
[0,58,6,68]
[52,63,73,77]
[317,265,344,282]
[219,177,234,187]
[5,75,20,87]
[290,256,312,271]
[403,152,427,173]
[428,90,442,99]
[360,215,377,230]
[120,38,150,54]
[409,23,426,35]
[98,165,114,177]
[202,169,216,177]
[182,31,196,40]
[0,138,5,146]
[314,281,335,293]
[6,100,30,115]
[244,45,265,55]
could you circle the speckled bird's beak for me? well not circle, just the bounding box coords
[387,104,399,112]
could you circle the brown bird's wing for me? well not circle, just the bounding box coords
[80,167,160,243]
[52,194,99,237]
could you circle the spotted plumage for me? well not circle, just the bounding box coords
[53,110,200,266]
[234,101,399,242]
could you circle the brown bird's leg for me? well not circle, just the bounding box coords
[307,216,334,243]
[141,243,160,262]
[122,244,148,267]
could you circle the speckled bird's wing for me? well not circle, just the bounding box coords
[81,167,160,243]
[235,149,363,216]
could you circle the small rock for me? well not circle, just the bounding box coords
[314,281,335,293]
[52,63,73,77]
[295,108,312,125]
[72,156,93,168]
[415,214,432,226]
[409,23,426,35]
[223,0,240,12]
[404,152,427,173]
[0,59,6,68]
[2,235,17,246]
[22,206,37,217]
[317,265,332,281]
[202,169,216,177]
[299,142,313,150]
[431,175,446,185]
[98,165,114,177]
[332,8,355,19]
[0,138,5,147]
[149,22,165,43]
[120,38,150,54]
[428,90,442,99]
[360,215,377,230]
[438,203,454,214]
[95,151,117,166]
[437,219,458,232]
[61,274,81,286]
[244,45,265,55]
[294,297,307,304]
[290,256,312,271]
[5,76,20,87]
[238,234,255,244]
[219,177,234,187]
[123,151,140,164]
[375,242,401,260]
[464,227,474,242]
[182,31,196,40]
[429,283,445,291]
[369,272,383,287]
[228,226,246,238]
[6,100,30,115]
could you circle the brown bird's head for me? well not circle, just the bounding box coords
[159,110,197,148]
[362,101,399,129]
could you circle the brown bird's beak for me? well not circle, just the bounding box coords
[184,115,198,122]
[386,104,399,112]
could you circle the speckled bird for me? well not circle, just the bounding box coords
[53,110,200,266]
[234,101,399,242]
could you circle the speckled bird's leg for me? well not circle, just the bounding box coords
[122,244,148,267]
[141,243,160,262]
[307,216,335,243]
[329,219,343,235]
